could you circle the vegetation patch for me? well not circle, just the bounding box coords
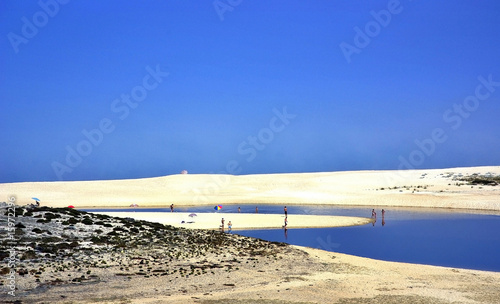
[458,174,500,186]
[32,228,44,234]
[81,218,94,225]
[336,295,450,304]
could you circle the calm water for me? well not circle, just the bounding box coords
[84,205,500,271]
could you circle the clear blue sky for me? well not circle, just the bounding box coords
[1,0,500,182]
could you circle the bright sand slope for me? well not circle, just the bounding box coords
[1,166,500,210]
[93,212,372,230]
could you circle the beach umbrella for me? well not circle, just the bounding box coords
[214,205,222,211]
[188,213,197,217]
[67,205,75,209]
[32,197,40,202]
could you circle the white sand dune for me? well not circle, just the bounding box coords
[1,166,499,211]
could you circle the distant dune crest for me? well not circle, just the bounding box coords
[1,166,499,211]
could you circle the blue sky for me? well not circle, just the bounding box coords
[1,0,500,182]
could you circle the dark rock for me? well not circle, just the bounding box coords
[32,228,43,234]
[15,222,26,228]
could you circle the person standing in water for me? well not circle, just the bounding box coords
[284,206,287,217]
[170,204,174,212]
[371,209,377,226]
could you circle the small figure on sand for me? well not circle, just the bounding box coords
[170,204,174,212]
[284,206,287,217]
[221,218,225,232]
[255,206,258,213]
[283,217,288,228]
[228,221,232,232]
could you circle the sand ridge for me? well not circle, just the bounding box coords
[92,211,373,230]
[2,166,500,211]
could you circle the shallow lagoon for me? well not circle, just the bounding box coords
[238,214,500,272]
[84,205,500,271]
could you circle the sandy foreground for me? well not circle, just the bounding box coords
[1,166,500,211]
[94,212,373,230]
[133,246,500,304]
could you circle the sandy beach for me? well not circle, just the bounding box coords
[93,212,373,230]
[1,166,500,303]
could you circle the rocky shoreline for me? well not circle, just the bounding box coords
[1,206,299,303]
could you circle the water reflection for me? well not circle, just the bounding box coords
[370,209,387,227]
[237,214,500,272]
